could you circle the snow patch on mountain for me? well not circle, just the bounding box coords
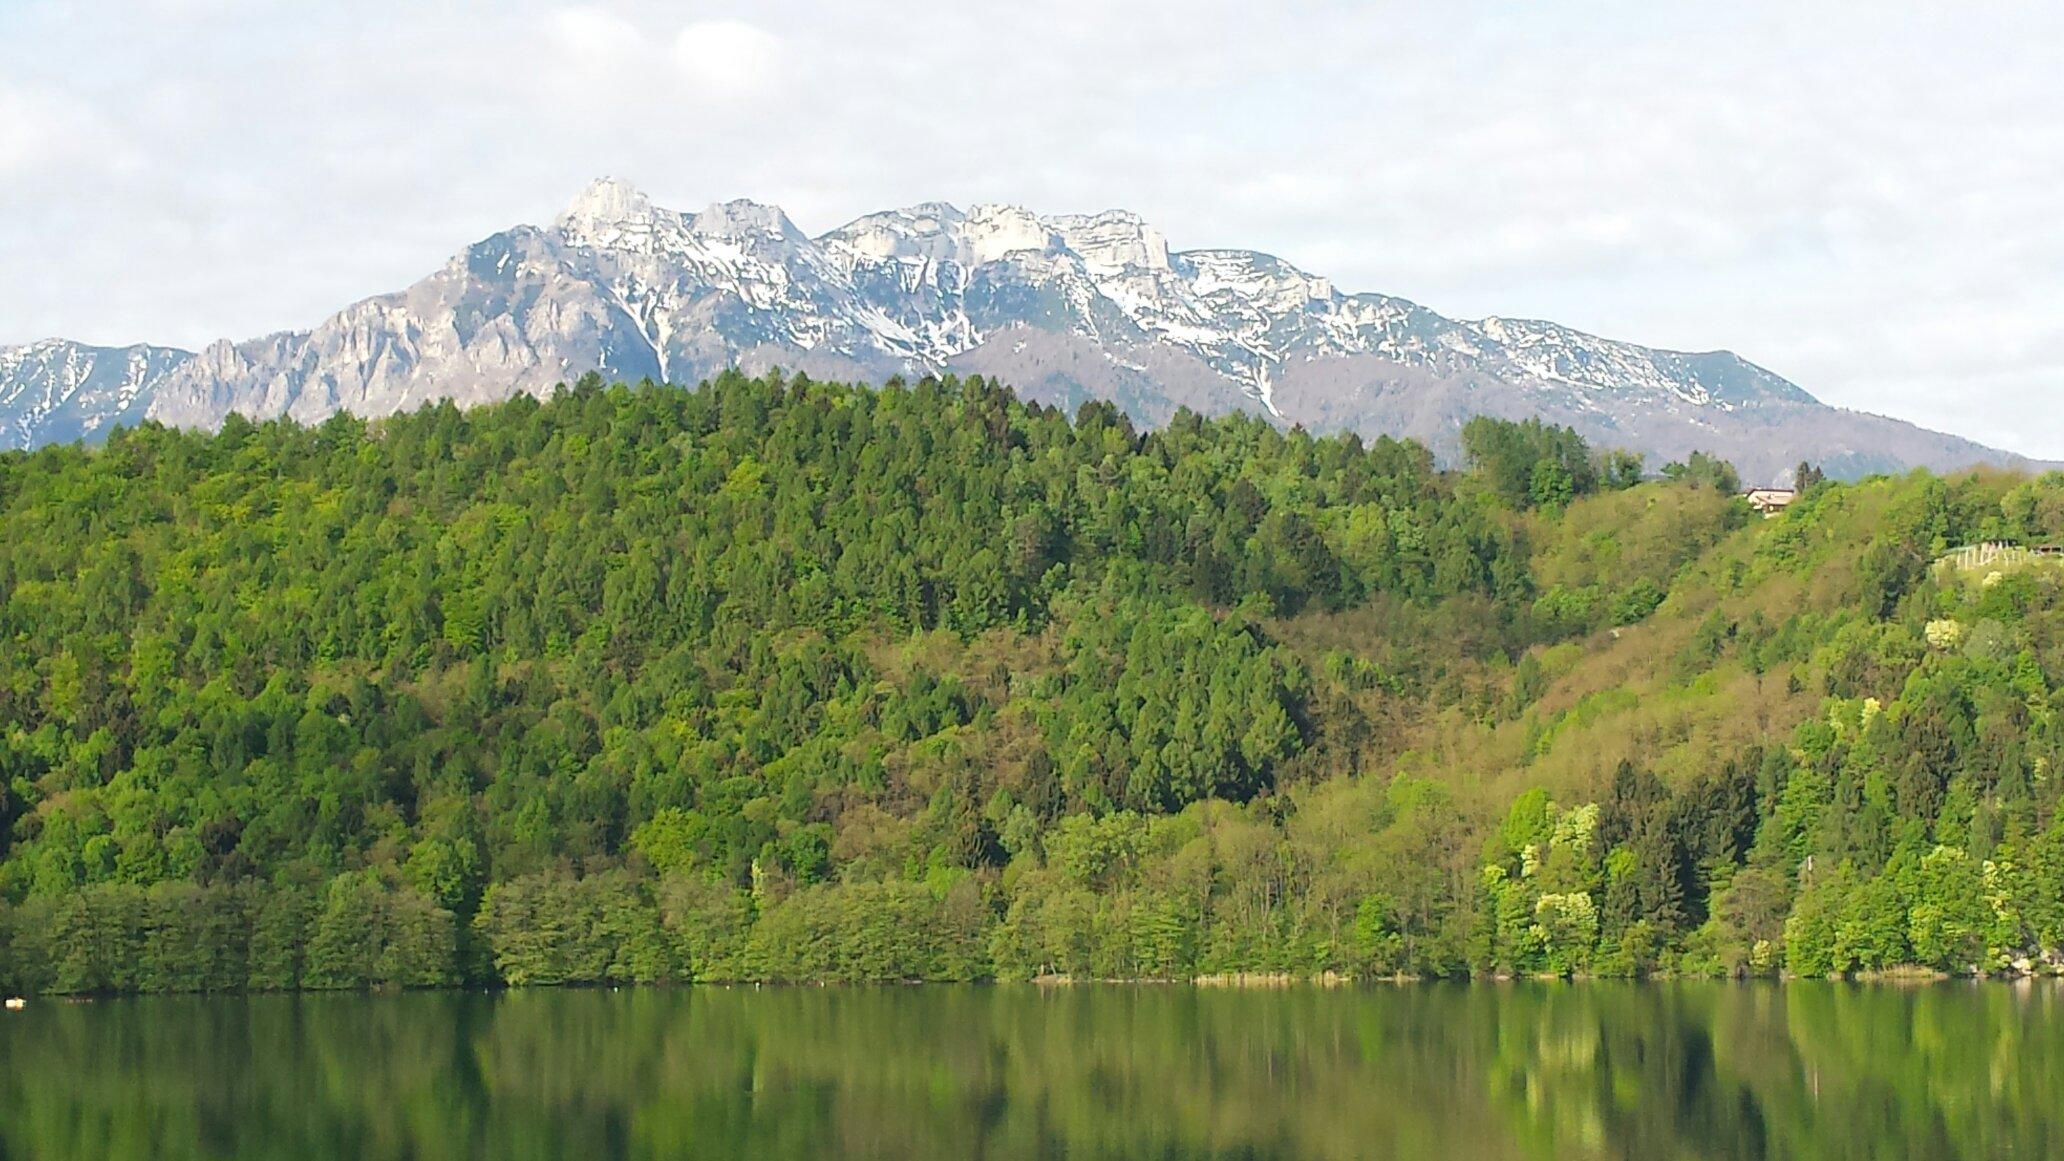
[0,339,190,448]
[0,178,2032,482]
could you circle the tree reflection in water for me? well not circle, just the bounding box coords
[1,982,2060,1160]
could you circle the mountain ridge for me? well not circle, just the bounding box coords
[1,178,2046,483]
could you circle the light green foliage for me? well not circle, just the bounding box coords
[304,871,457,989]
[1532,892,1598,974]
[2,376,2064,989]
[743,879,990,982]
[475,871,677,985]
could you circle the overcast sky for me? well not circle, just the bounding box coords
[4,0,2061,456]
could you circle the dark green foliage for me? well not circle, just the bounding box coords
[1460,416,1602,509]
[2,371,2063,988]
[1600,449,1647,490]
[304,871,457,989]
[475,871,677,984]
[1045,582,1303,811]
[247,886,315,989]
[1662,451,1742,493]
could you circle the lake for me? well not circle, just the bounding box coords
[1,982,2060,1159]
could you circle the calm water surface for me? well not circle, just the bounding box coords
[2,982,2061,1159]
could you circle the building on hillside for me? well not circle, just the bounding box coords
[1742,488,1796,517]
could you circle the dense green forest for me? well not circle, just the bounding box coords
[2,370,2062,993]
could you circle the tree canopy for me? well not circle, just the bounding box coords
[3,370,2063,992]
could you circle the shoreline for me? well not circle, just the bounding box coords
[10,971,2062,1001]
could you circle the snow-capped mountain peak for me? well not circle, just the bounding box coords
[690,198,807,245]
[557,176,665,238]
[0,179,2042,481]
[1053,210,1171,274]
[0,339,189,447]
[960,204,1061,265]
[824,203,969,264]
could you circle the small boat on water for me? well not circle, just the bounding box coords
[3,997,24,1011]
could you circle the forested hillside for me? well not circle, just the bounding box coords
[2,371,2062,992]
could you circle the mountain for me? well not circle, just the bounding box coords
[0,178,2045,481]
[0,340,189,448]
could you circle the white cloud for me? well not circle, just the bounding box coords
[672,19,782,96]
[0,82,128,175]
[136,0,268,18]
[534,9,785,111]
[548,5,645,65]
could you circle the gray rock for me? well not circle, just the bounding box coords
[1,178,2048,481]
[0,340,189,449]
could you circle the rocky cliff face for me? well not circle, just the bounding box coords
[0,340,189,448]
[1,178,2044,482]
